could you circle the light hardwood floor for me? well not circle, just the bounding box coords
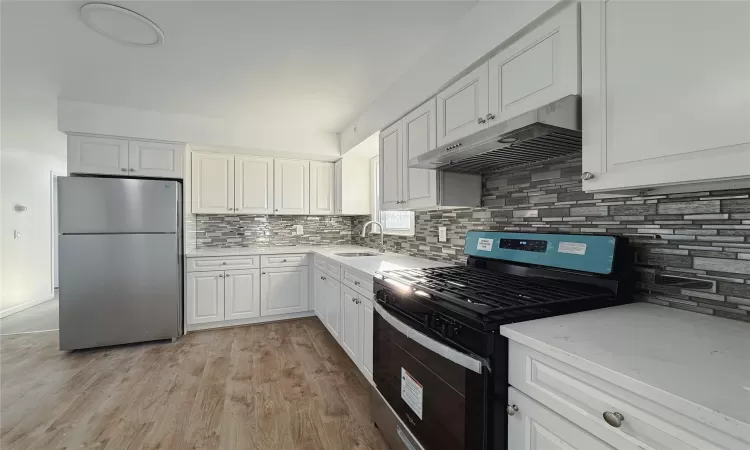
[0,318,389,450]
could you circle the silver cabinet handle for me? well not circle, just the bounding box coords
[129,168,135,172]
[354,281,360,286]
[222,262,227,265]
[262,272,266,275]
[506,405,518,416]
[121,168,127,172]
[225,274,230,277]
[219,274,224,278]
[603,411,624,428]
[282,259,287,263]
[486,113,496,121]
[581,172,595,180]
[477,117,486,124]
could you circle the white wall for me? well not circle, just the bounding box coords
[339,0,558,153]
[1,149,66,317]
[58,100,340,158]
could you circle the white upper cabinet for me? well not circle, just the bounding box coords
[68,135,129,176]
[191,153,235,214]
[128,140,184,178]
[224,269,261,321]
[436,62,489,146]
[402,98,438,209]
[488,2,579,124]
[235,156,274,214]
[582,1,750,192]
[379,121,403,210]
[274,159,310,215]
[335,157,371,215]
[309,161,335,215]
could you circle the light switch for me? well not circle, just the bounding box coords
[296,225,303,235]
[438,227,447,242]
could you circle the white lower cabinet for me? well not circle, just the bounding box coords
[508,387,613,450]
[325,276,342,341]
[186,271,225,324]
[360,295,374,381]
[313,267,326,322]
[260,266,309,316]
[340,285,361,364]
[224,269,260,320]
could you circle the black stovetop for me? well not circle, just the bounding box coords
[377,265,615,323]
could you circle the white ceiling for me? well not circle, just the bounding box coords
[1,1,477,156]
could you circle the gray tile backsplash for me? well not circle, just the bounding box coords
[352,156,750,323]
[195,214,357,247]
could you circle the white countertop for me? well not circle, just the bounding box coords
[186,245,452,277]
[501,302,750,429]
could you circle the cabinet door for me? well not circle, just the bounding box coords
[379,120,403,210]
[360,296,374,382]
[334,160,343,214]
[224,269,260,320]
[67,135,129,176]
[313,268,327,321]
[508,387,614,450]
[235,156,273,214]
[488,2,579,124]
[436,62,489,146]
[260,266,309,316]
[186,271,225,324]
[325,278,342,342]
[340,286,361,365]
[309,161,335,215]
[191,153,235,214]
[582,1,750,192]
[402,99,438,209]
[128,141,184,178]
[274,159,310,215]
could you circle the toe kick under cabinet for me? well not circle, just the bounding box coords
[186,254,312,331]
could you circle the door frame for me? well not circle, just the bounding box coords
[50,171,64,292]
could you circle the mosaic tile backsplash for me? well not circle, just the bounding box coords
[353,156,750,323]
[195,215,357,247]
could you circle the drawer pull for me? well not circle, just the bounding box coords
[603,411,624,428]
[354,281,360,286]
[282,259,287,262]
[506,405,518,416]
[222,262,227,265]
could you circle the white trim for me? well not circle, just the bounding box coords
[185,310,315,332]
[50,171,64,292]
[0,294,55,318]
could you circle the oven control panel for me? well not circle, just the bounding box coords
[499,238,547,253]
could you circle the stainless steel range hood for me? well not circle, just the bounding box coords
[409,95,581,174]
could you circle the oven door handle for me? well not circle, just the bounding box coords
[375,303,485,374]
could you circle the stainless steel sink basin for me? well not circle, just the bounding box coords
[334,252,381,257]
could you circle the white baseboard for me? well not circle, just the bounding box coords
[185,311,316,332]
[0,293,55,318]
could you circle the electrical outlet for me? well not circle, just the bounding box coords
[438,227,447,242]
[296,225,303,235]
[14,230,21,239]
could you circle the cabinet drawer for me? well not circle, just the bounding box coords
[187,256,259,272]
[342,267,372,297]
[261,253,308,268]
[509,341,743,450]
[325,260,341,281]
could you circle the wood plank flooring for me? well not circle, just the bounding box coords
[0,318,389,450]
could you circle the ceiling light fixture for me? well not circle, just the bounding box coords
[80,3,164,46]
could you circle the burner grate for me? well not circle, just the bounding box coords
[380,266,613,316]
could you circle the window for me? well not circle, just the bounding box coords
[370,156,415,236]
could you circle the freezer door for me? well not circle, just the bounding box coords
[59,234,181,350]
[58,177,180,234]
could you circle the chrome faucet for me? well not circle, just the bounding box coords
[361,220,386,253]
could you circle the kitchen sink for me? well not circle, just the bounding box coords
[334,252,381,257]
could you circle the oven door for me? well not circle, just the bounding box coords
[374,304,489,450]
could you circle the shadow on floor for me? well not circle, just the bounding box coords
[0,293,59,335]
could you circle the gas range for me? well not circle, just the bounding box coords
[371,231,633,450]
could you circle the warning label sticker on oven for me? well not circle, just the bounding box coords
[558,241,587,255]
[476,238,494,251]
[401,368,423,420]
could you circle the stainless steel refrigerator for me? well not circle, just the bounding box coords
[58,177,182,350]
